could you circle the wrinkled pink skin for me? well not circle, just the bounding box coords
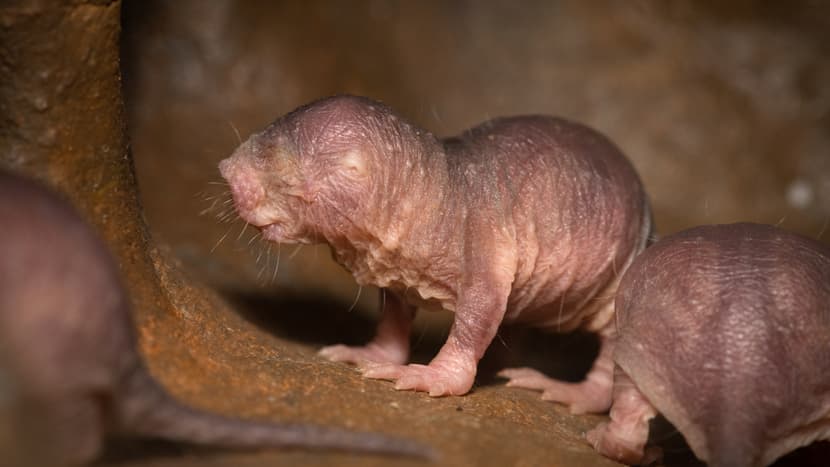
[588,223,830,466]
[220,95,651,399]
[0,170,432,465]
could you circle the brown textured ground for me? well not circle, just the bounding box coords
[2,1,830,466]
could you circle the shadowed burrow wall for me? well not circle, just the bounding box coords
[122,0,830,306]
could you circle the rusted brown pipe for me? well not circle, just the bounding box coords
[0,0,174,327]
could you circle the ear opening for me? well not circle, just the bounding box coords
[341,149,368,177]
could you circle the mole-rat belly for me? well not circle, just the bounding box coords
[220,94,652,399]
[588,223,830,467]
[0,170,431,465]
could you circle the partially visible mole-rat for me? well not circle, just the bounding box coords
[0,170,432,465]
[587,223,830,467]
[219,94,652,399]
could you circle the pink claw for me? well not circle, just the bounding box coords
[318,343,407,368]
[363,361,475,397]
[498,366,613,414]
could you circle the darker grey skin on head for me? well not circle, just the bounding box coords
[0,170,432,465]
[594,223,830,467]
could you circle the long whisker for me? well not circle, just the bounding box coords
[210,224,234,253]
[818,216,829,240]
[495,331,509,350]
[255,243,266,264]
[217,208,238,223]
[199,198,221,217]
[347,285,363,313]
[288,244,304,260]
[256,243,272,282]
[227,120,243,145]
[236,221,250,241]
[412,317,431,352]
[271,243,281,283]
[247,231,262,246]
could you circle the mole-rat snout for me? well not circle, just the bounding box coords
[218,157,267,224]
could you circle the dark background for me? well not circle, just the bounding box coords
[122,0,830,300]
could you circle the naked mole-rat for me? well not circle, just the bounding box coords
[588,223,830,467]
[0,169,432,465]
[219,95,652,401]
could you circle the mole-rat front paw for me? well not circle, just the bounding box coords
[362,360,475,397]
[319,343,408,368]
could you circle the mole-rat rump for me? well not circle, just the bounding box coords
[588,223,830,467]
[0,170,430,465]
[220,95,652,400]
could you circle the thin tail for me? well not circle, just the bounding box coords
[114,366,436,460]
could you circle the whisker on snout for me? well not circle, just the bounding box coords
[199,198,221,217]
[256,243,272,283]
[247,231,262,246]
[210,224,235,253]
[271,243,282,283]
[255,243,266,264]
[198,183,236,221]
[227,119,243,146]
[202,177,292,287]
[236,221,250,241]
[346,285,363,313]
[288,244,304,261]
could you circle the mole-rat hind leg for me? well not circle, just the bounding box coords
[319,291,414,367]
[364,239,515,397]
[586,366,660,466]
[499,334,615,414]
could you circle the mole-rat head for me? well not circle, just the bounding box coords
[218,95,387,243]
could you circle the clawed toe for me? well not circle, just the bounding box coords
[363,362,473,397]
[498,367,553,390]
[318,343,406,367]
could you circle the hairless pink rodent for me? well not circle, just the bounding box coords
[0,169,433,465]
[588,223,830,467]
[219,95,652,401]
